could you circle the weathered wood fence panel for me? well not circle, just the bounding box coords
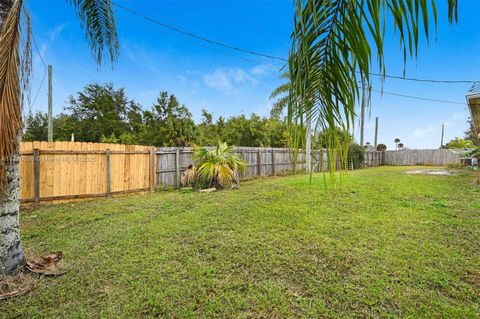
[384,149,461,166]
[365,151,384,167]
[155,147,369,188]
[19,141,155,204]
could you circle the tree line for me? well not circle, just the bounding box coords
[444,119,480,149]
[23,83,289,147]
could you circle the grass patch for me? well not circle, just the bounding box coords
[1,166,479,318]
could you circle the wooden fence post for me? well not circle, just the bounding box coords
[241,150,245,179]
[257,150,262,177]
[149,147,155,192]
[106,149,111,197]
[271,149,276,176]
[33,148,40,206]
[175,149,180,188]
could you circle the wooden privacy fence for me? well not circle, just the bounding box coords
[365,151,384,167]
[19,142,385,204]
[384,149,461,166]
[155,147,384,188]
[157,147,309,188]
[19,142,156,205]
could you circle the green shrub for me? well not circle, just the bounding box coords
[348,143,366,169]
[192,142,246,189]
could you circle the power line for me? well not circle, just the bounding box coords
[115,2,478,85]
[113,2,287,62]
[29,68,47,111]
[369,88,467,106]
[32,31,47,69]
[367,72,477,84]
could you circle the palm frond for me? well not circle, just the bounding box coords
[193,142,246,188]
[270,82,289,99]
[69,0,119,65]
[289,0,458,181]
[270,96,288,118]
[0,0,23,191]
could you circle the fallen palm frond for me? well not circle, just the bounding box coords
[26,251,65,276]
[0,0,24,193]
[181,164,197,187]
[0,272,34,300]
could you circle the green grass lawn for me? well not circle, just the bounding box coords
[1,166,479,318]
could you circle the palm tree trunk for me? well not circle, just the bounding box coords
[0,0,25,275]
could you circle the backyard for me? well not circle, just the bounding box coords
[1,166,479,318]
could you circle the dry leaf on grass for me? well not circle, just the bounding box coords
[0,273,34,300]
[199,188,217,193]
[25,251,66,276]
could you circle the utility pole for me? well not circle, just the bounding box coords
[48,65,53,142]
[440,123,445,149]
[359,81,366,146]
[374,117,379,148]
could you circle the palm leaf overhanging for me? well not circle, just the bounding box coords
[70,0,119,65]
[269,72,289,118]
[288,0,458,179]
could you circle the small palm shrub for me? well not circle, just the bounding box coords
[192,142,246,189]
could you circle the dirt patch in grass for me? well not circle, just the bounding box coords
[405,169,456,175]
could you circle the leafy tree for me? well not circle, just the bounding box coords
[65,83,139,142]
[141,92,196,146]
[446,138,474,149]
[314,127,352,149]
[1,0,118,275]
[376,144,387,151]
[52,114,78,141]
[196,109,220,146]
[464,118,480,147]
[398,143,405,149]
[348,143,366,169]
[266,118,288,147]
[222,114,270,147]
[23,111,49,141]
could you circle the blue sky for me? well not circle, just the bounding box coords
[27,0,480,149]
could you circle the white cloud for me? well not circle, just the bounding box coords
[123,42,160,75]
[202,68,257,93]
[250,64,278,76]
[49,23,67,42]
[452,112,466,121]
[33,23,68,69]
[412,125,435,138]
